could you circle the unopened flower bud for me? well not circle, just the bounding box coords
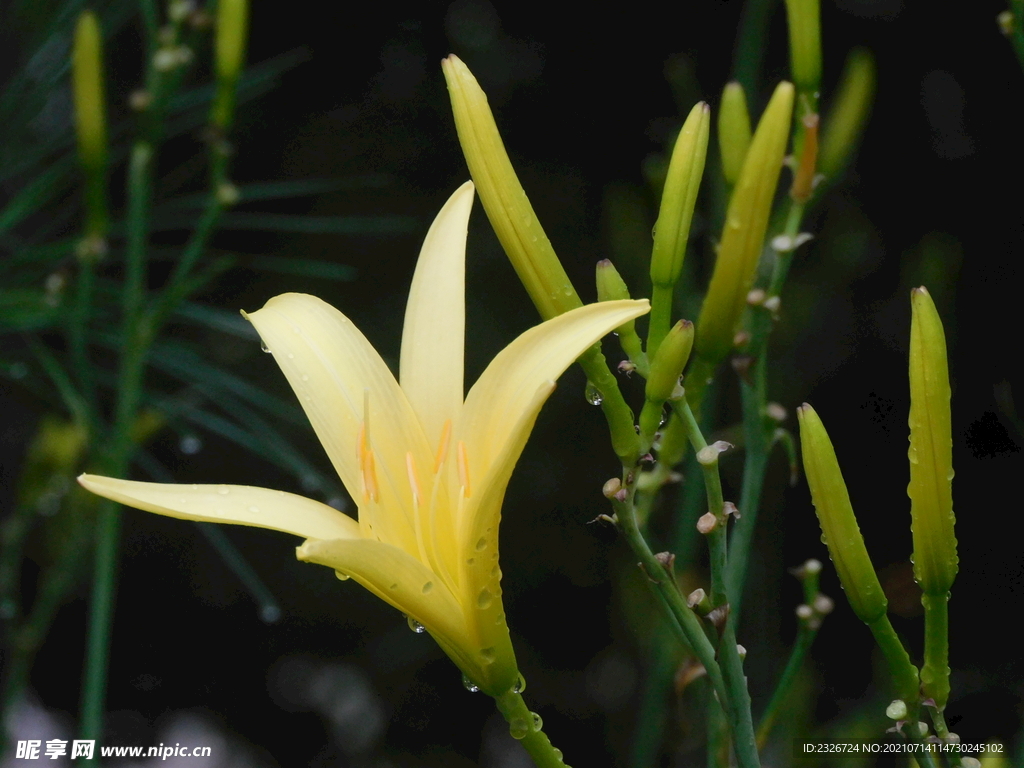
[687,587,707,609]
[696,82,794,367]
[72,10,109,242]
[646,320,694,403]
[796,604,814,620]
[718,82,752,186]
[784,0,822,107]
[211,0,249,129]
[819,48,875,180]
[736,644,747,660]
[602,477,622,499]
[766,402,787,422]
[812,594,834,615]
[886,700,908,721]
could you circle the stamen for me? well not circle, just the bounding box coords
[362,447,379,503]
[434,419,452,474]
[457,440,471,498]
[406,452,422,508]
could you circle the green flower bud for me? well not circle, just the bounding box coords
[596,259,631,303]
[797,403,887,624]
[650,102,710,289]
[72,10,108,242]
[646,320,694,404]
[818,48,875,181]
[696,82,794,367]
[784,0,822,109]
[443,55,581,321]
[718,82,752,186]
[908,286,957,595]
[210,0,249,129]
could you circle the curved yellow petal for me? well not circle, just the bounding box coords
[400,182,474,446]
[460,299,649,479]
[77,474,360,540]
[244,293,432,551]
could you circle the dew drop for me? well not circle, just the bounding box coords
[179,435,202,454]
[475,537,488,551]
[287,352,294,359]
[585,382,603,406]
[513,673,526,693]
[260,342,272,353]
[531,712,543,731]
[509,716,530,740]
[217,486,230,496]
[301,374,309,382]
[466,557,475,565]
[248,505,260,513]
[335,571,350,581]
[495,612,505,625]
[553,748,563,760]
[476,588,493,609]
[406,616,425,633]
[421,581,434,594]
[490,565,500,578]
[461,673,480,693]
[479,647,496,664]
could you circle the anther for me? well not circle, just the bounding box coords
[434,419,452,473]
[457,440,471,497]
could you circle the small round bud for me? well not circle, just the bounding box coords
[803,558,822,575]
[763,295,781,313]
[216,182,240,206]
[602,478,622,499]
[945,733,960,745]
[733,330,752,346]
[795,604,814,620]
[747,288,766,306]
[885,700,908,721]
[697,512,717,534]
[687,588,706,608]
[961,758,981,768]
[129,90,151,111]
[997,10,1014,35]
[812,594,834,615]
[766,402,787,422]
[914,722,929,737]
[736,644,746,660]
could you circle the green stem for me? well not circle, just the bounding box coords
[493,690,570,768]
[648,283,675,359]
[755,624,815,748]
[921,591,951,712]
[673,398,760,768]
[79,498,121,746]
[866,615,920,705]
[733,0,780,98]
[927,706,962,767]
[579,345,641,466]
[1009,0,1024,72]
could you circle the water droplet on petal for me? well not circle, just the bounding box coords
[466,557,475,565]
[406,616,425,633]
[476,589,493,609]
[475,537,488,551]
[461,673,480,693]
[389,582,399,590]
[217,486,230,496]
[335,571,350,581]
[421,581,433,594]
[287,352,294,359]
[513,673,526,694]
[260,342,272,353]
[479,647,496,664]
[248,505,260,513]
[585,382,603,406]
[301,374,309,382]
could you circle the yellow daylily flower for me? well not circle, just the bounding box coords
[79,182,649,696]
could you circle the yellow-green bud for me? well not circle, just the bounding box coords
[646,320,694,404]
[818,48,875,181]
[797,403,887,624]
[443,55,581,321]
[596,259,631,303]
[72,10,108,241]
[650,102,710,289]
[210,0,249,129]
[908,286,957,595]
[696,82,794,367]
[718,82,752,186]
[784,0,822,109]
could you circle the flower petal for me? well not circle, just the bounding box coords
[297,537,469,655]
[459,299,649,482]
[245,293,432,551]
[78,474,360,540]
[400,182,474,446]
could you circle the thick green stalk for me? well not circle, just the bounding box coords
[922,592,950,712]
[866,615,920,705]
[493,690,571,768]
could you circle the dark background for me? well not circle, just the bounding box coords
[4,0,1024,765]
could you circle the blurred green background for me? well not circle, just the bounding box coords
[1,0,1022,765]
